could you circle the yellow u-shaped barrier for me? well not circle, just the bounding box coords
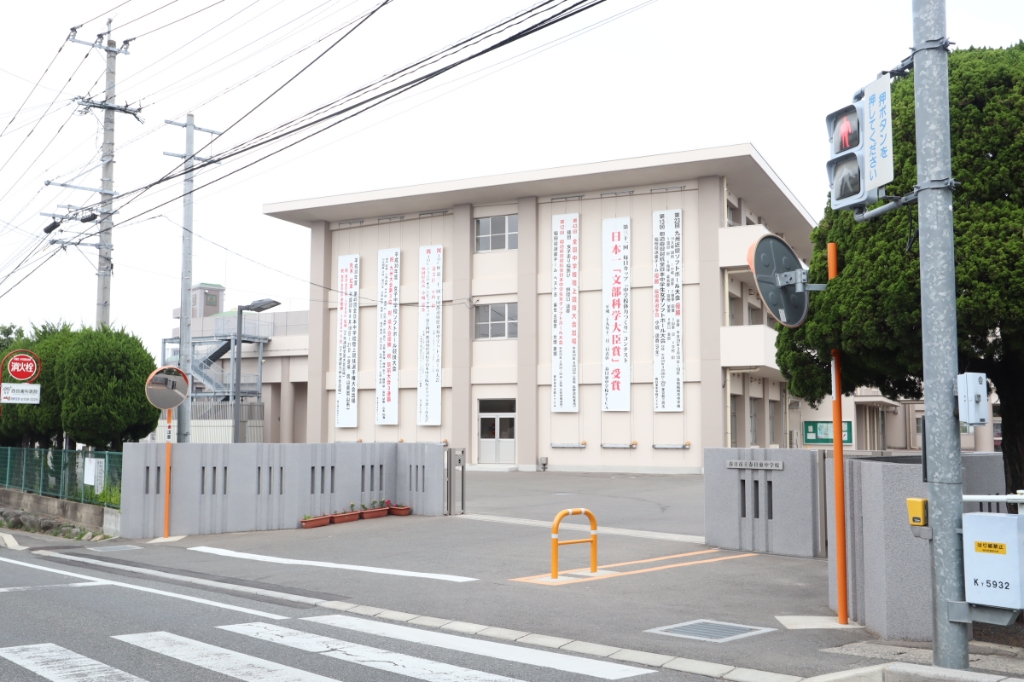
[551,508,597,579]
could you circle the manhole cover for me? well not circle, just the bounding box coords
[646,619,775,643]
[87,545,141,552]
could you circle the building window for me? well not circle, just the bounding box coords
[749,398,758,445]
[475,215,518,252]
[475,303,518,339]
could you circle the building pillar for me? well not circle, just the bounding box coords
[698,176,725,452]
[451,204,473,456]
[280,358,294,444]
[307,220,331,443]
[516,197,538,470]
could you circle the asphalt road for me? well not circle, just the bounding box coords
[0,472,883,681]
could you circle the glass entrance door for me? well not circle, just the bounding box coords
[479,414,515,464]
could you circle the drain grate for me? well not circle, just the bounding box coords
[646,619,775,643]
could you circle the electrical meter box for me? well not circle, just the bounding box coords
[958,372,989,425]
[963,513,1024,609]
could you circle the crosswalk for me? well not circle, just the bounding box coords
[0,616,652,682]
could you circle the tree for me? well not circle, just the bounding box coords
[55,327,160,450]
[23,323,74,443]
[0,323,23,357]
[777,43,1024,490]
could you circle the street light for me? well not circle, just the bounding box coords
[233,298,279,443]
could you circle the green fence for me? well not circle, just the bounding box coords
[0,448,122,509]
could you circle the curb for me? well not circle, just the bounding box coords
[803,662,1024,682]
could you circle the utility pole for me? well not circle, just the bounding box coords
[913,0,968,669]
[67,20,140,329]
[164,115,222,443]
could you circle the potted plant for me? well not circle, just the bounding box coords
[360,499,388,519]
[300,514,330,529]
[386,499,411,516]
[330,504,360,524]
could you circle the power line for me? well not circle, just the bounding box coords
[131,0,231,40]
[115,0,180,32]
[78,0,138,28]
[0,40,68,140]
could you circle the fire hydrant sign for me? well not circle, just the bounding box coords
[1,383,40,404]
[6,352,39,382]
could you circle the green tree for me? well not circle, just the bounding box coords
[777,44,1024,489]
[23,323,74,442]
[0,326,40,446]
[0,323,23,357]
[55,327,160,450]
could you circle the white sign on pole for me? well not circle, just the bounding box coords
[417,245,443,426]
[862,75,894,192]
[602,217,630,412]
[551,213,579,412]
[375,248,401,425]
[0,383,40,404]
[336,255,360,428]
[653,209,684,412]
[93,459,105,494]
[84,458,96,486]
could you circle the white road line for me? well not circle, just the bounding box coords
[0,642,147,681]
[460,514,706,544]
[189,546,477,583]
[222,622,525,682]
[0,556,289,620]
[114,632,333,682]
[35,551,325,605]
[0,581,111,593]
[304,615,652,680]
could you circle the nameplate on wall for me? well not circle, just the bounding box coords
[727,460,784,470]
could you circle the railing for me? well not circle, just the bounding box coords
[214,315,274,339]
[551,508,598,579]
[0,448,123,509]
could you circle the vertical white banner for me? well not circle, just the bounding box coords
[653,209,683,412]
[602,217,630,411]
[417,245,443,426]
[551,213,580,412]
[336,255,360,428]
[375,248,401,425]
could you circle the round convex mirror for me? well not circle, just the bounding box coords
[145,366,190,410]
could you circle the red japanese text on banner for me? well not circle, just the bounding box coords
[551,213,579,412]
[375,248,401,425]
[336,255,360,428]
[602,217,630,411]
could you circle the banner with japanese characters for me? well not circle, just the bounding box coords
[602,217,630,411]
[653,209,683,412]
[416,245,443,426]
[551,213,579,412]
[375,248,401,425]
[335,255,360,428]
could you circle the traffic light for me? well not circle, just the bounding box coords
[825,101,877,211]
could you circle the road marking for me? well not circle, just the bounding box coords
[189,546,477,583]
[147,535,186,543]
[460,514,705,544]
[0,581,111,593]
[0,642,146,681]
[512,552,757,585]
[0,556,289,620]
[0,532,26,550]
[303,614,652,680]
[114,631,333,681]
[35,551,325,605]
[775,615,864,630]
[222,621,526,682]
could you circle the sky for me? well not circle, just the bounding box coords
[0,0,1021,361]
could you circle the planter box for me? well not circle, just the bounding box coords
[360,508,388,519]
[300,516,330,529]
[388,506,412,516]
[330,511,360,524]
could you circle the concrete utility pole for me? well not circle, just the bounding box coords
[164,115,222,443]
[67,20,139,329]
[912,0,968,668]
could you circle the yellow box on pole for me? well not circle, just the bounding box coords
[907,498,928,526]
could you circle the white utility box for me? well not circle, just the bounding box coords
[958,372,989,425]
[963,513,1024,609]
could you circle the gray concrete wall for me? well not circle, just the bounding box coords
[121,442,446,539]
[826,452,1005,640]
[0,488,106,529]
[704,448,824,558]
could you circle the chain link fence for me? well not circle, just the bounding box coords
[0,448,123,509]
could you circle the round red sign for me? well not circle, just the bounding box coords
[7,353,39,382]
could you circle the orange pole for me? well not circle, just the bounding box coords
[551,508,598,579]
[163,408,172,539]
[828,242,849,625]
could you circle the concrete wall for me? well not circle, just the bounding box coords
[704,448,825,558]
[826,452,1005,641]
[120,442,446,539]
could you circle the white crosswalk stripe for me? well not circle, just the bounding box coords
[0,643,147,682]
[304,615,652,680]
[113,631,336,681]
[222,621,526,682]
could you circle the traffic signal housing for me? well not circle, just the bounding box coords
[825,100,878,211]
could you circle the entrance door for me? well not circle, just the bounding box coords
[479,415,515,463]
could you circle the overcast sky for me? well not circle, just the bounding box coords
[0,0,1021,360]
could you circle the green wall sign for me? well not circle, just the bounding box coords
[804,420,853,445]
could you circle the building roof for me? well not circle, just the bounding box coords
[263,144,816,234]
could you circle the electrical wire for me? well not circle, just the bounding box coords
[115,0,181,32]
[78,0,138,29]
[0,39,68,140]
[131,0,230,41]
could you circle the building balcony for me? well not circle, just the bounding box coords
[719,225,769,269]
[721,324,778,371]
